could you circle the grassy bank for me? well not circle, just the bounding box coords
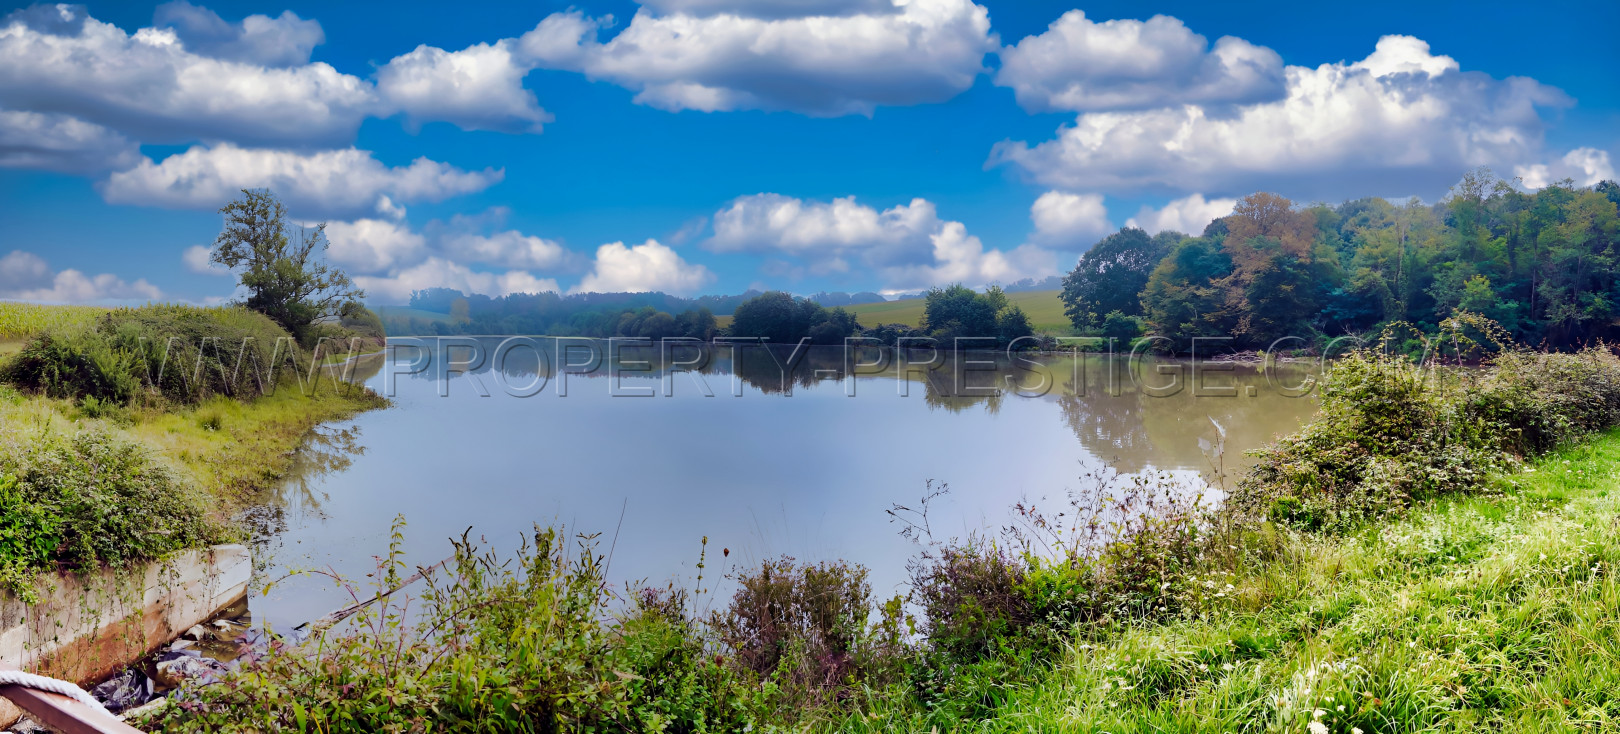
[842,432,1620,731]
[0,303,385,599]
[142,341,1620,732]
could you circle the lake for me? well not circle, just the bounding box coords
[244,338,1323,631]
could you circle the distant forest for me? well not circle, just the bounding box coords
[381,171,1620,351]
[383,288,886,338]
[1063,172,1620,351]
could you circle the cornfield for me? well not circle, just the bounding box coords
[0,302,108,339]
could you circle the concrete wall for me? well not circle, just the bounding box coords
[0,545,250,685]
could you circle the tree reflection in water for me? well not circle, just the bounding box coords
[240,424,368,561]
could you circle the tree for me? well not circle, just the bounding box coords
[210,189,362,344]
[921,284,998,339]
[729,291,854,344]
[1100,310,1142,343]
[1060,228,1178,331]
[1140,236,1234,347]
[996,305,1034,344]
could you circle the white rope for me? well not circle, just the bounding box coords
[0,669,114,718]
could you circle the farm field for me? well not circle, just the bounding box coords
[0,301,107,339]
[844,289,1071,333]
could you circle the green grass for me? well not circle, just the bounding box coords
[845,289,1072,333]
[0,377,385,505]
[835,430,1620,732]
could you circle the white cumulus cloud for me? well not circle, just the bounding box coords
[637,0,900,19]
[152,0,324,67]
[325,219,428,273]
[99,143,503,219]
[990,34,1589,200]
[1124,194,1236,236]
[0,106,138,173]
[707,193,1056,289]
[356,257,559,302]
[709,194,939,269]
[1028,191,1111,248]
[995,11,1284,113]
[573,240,714,295]
[316,212,579,299]
[0,249,160,303]
[0,4,375,147]
[376,40,553,133]
[519,0,995,116]
[1515,147,1615,189]
[444,229,570,270]
[881,224,1057,292]
[182,244,232,275]
[0,250,50,290]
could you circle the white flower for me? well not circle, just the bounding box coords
[1308,722,1329,734]
[1353,728,1364,734]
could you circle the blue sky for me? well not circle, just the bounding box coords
[1,0,1615,304]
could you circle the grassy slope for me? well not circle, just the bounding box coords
[838,431,1620,732]
[0,302,387,509]
[844,290,1071,333]
[0,377,385,510]
[0,301,109,357]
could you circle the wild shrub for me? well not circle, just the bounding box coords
[1236,344,1620,530]
[0,428,215,599]
[900,471,1216,669]
[908,542,1031,661]
[152,523,778,733]
[714,557,906,710]
[1469,349,1620,455]
[3,305,317,406]
[0,474,62,601]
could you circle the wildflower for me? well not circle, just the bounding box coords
[1353,729,1364,734]
[1308,722,1329,734]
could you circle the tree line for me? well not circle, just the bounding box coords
[1061,172,1620,351]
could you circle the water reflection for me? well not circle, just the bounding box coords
[247,338,1320,631]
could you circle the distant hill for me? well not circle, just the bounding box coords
[804,291,886,307]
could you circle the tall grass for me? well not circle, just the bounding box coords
[3,304,323,406]
[0,301,107,339]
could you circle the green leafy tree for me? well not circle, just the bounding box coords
[1140,236,1234,347]
[921,284,998,339]
[1099,310,1142,343]
[210,189,363,344]
[996,305,1034,344]
[1060,228,1178,331]
[729,292,855,344]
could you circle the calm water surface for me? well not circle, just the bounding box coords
[245,338,1322,630]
